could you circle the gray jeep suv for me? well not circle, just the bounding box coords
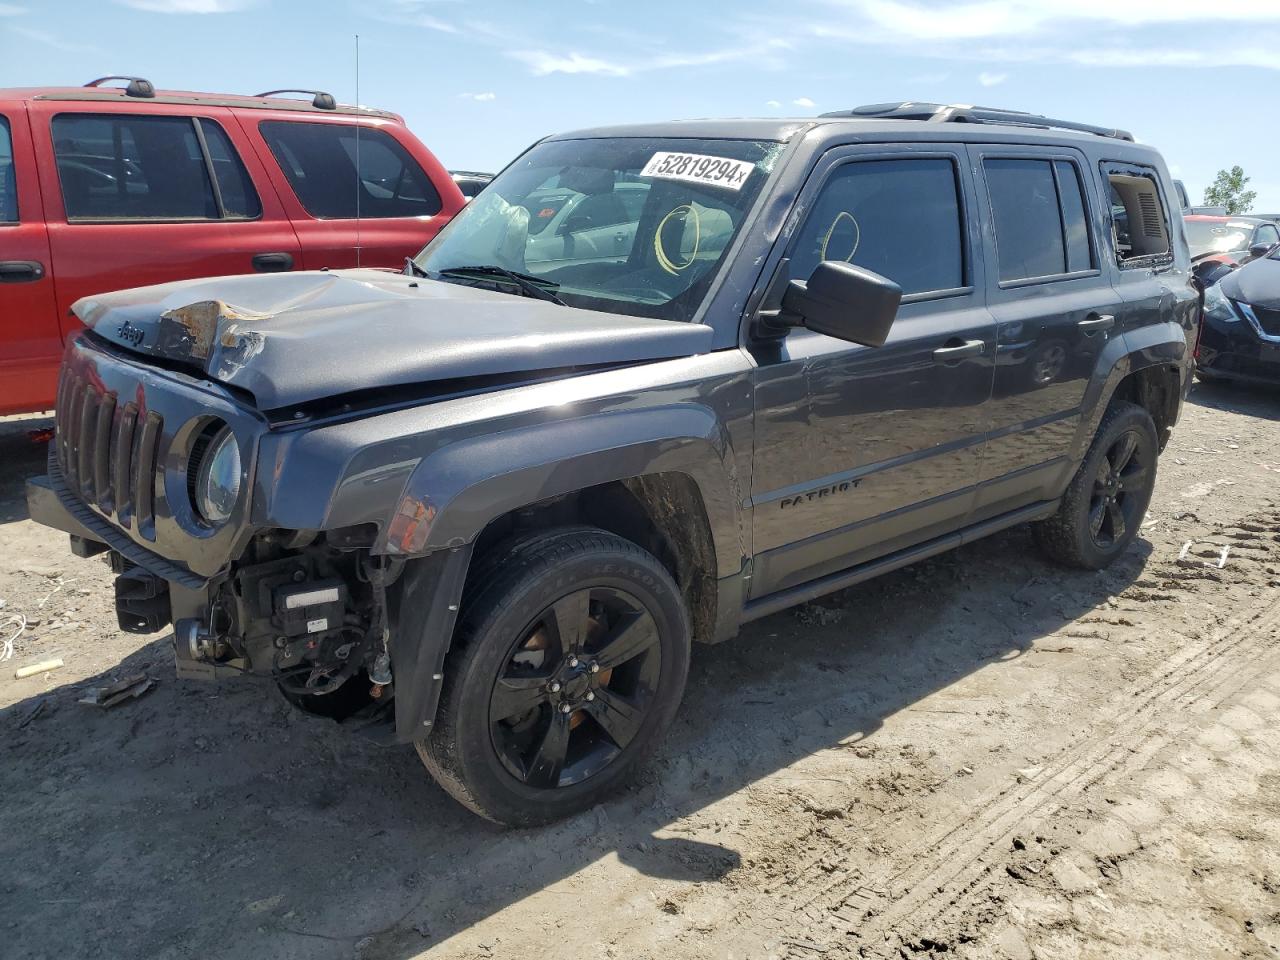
[28,102,1198,825]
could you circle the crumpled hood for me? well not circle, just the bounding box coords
[73,269,713,411]
[1221,255,1280,310]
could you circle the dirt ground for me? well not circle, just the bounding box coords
[2,380,1279,960]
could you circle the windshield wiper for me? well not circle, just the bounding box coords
[404,257,431,278]
[435,265,566,305]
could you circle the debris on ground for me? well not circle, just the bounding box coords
[13,657,63,679]
[77,673,155,709]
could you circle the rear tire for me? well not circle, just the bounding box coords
[1034,401,1158,570]
[417,527,691,826]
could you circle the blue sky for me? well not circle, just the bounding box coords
[2,0,1279,209]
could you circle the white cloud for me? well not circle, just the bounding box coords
[765,99,782,108]
[114,0,249,11]
[793,96,816,107]
[509,50,631,77]
[509,37,790,77]
[839,0,1280,41]
[459,91,496,102]
[978,71,1007,86]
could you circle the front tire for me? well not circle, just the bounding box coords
[418,528,691,826]
[1034,401,1158,570]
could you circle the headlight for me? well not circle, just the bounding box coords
[1203,284,1239,323]
[194,426,241,524]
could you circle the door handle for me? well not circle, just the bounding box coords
[1078,314,1115,333]
[252,252,294,273]
[0,260,45,283]
[933,339,985,362]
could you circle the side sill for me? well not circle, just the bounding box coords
[741,499,1059,624]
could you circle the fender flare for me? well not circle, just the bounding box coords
[1069,319,1188,462]
[382,404,746,740]
[380,404,747,577]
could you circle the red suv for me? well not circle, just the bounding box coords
[0,77,464,415]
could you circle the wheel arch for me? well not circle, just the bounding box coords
[1072,321,1189,461]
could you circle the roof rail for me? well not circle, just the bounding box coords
[254,88,337,110]
[85,75,155,99]
[820,101,1134,142]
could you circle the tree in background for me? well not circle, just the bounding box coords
[1203,166,1257,215]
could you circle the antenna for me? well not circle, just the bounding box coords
[354,33,362,268]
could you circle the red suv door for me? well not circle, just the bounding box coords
[0,104,61,414]
[28,101,302,338]
[241,111,461,269]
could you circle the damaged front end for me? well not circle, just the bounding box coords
[172,528,401,722]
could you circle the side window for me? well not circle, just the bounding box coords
[1102,164,1171,266]
[1256,224,1279,247]
[258,120,442,219]
[197,119,261,220]
[0,116,15,223]
[984,158,1096,283]
[1056,162,1094,273]
[52,114,215,221]
[789,157,965,296]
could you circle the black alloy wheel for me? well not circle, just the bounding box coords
[489,586,662,789]
[1086,429,1148,550]
[418,527,690,826]
[1035,400,1159,570]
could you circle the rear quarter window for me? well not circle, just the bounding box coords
[259,120,442,219]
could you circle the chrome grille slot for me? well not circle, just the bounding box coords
[63,378,86,491]
[113,402,138,527]
[134,411,163,537]
[93,392,117,512]
[77,388,100,501]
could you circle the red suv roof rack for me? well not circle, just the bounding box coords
[84,75,156,99]
[254,89,337,110]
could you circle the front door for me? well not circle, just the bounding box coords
[0,106,60,414]
[968,146,1119,520]
[749,148,996,598]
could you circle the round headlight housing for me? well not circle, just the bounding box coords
[194,426,241,525]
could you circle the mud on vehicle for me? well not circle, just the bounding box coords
[29,102,1198,825]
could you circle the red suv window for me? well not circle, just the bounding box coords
[259,120,442,219]
[51,114,260,222]
[0,116,16,223]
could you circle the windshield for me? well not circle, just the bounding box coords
[413,137,782,322]
[1184,219,1252,258]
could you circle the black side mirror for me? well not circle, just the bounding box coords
[1249,242,1273,261]
[778,261,902,347]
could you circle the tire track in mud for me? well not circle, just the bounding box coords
[752,511,1280,955]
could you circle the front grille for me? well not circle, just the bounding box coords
[55,365,164,538]
[1251,304,1280,338]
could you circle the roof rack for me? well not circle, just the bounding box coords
[254,89,337,110]
[85,75,155,99]
[820,102,1134,142]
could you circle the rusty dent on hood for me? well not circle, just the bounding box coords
[156,300,261,361]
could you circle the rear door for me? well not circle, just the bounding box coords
[246,114,459,269]
[28,101,302,332]
[0,104,60,413]
[748,146,996,597]
[968,145,1117,520]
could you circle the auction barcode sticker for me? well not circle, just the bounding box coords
[639,152,755,191]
